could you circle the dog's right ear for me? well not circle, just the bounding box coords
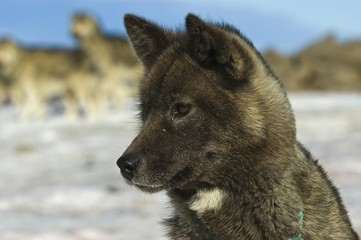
[124,14,172,69]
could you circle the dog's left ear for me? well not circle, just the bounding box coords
[186,14,250,83]
[124,14,173,69]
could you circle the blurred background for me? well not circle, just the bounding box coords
[0,0,360,239]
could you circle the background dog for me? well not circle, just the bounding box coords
[0,38,103,119]
[71,13,142,108]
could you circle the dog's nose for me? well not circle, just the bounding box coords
[117,155,140,181]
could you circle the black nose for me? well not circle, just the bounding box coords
[117,155,140,181]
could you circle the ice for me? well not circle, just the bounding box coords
[0,93,360,239]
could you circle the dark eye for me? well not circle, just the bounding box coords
[175,103,191,116]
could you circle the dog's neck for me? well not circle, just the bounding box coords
[167,185,302,239]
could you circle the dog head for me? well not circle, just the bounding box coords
[0,38,19,77]
[117,14,296,193]
[71,13,100,39]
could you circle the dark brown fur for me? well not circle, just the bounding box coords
[117,14,359,239]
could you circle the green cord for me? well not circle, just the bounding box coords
[290,206,304,240]
[291,234,303,240]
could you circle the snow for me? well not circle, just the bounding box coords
[0,93,360,239]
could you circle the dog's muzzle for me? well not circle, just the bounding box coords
[117,154,140,181]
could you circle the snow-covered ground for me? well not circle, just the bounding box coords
[0,93,360,239]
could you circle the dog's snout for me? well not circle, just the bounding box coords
[117,155,140,181]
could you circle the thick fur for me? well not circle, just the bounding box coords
[71,13,143,106]
[118,14,359,239]
[0,38,103,119]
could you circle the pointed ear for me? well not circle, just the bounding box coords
[185,14,251,84]
[186,14,234,64]
[124,14,172,69]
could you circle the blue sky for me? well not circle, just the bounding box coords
[0,0,360,53]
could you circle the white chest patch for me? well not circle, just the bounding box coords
[189,188,225,214]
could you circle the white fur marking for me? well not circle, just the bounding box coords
[189,188,225,214]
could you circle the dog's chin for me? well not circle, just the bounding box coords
[122,179,166,193]
[122,167,193,193]
[135,184,165,193]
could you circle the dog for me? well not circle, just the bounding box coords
[116,14,360,239]
[0,38,103,119]
[71,13,142,107]
[0,76,7,105]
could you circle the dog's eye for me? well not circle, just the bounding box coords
[175,103,191,116]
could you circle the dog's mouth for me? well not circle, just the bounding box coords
[128,167,193,193]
